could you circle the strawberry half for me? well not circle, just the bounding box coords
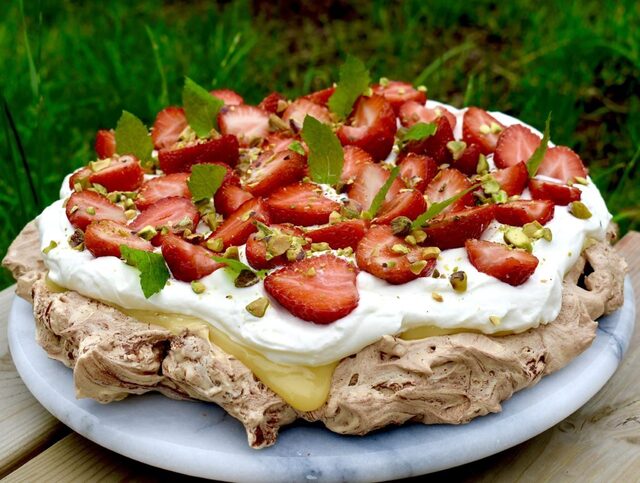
[337,94,397,160]
[244,150,307,197]
[259,92,287,114]
[282,99,332,131]
[356,225,436,284]
[465,239,539,286]
[398,153,437,191]
[161,233,224,282]
[261,133,304,154]
[136,173,191,211]
[340,146,374,185]
[306,219,369,250]
[206,198,269,249]
[403,115,455,165]
[451,143,482,176]
[536,146,587,184]
[95,129,116,159]
[492,161,529,196]
[88,155,144,192]
[348,163,404,213]
[264,254,359,324]
[85,220,153,258]
[494,124,540,169]
[495,200,555,226]
[375,189,427,224]
[398,101,456,131]
[69,167,92,190]
[303,87,336,106]
[214,184,254,218]
[129,197,200,244]
[267,183,341,226]
[218,105,270,147]
[245,224,307,270]
[422,204,495,250]
[210,89,244,106]
[66,190,126,231]
[372,81,427,114]
[424,168,474,213]
[529,178,581,205]
[462,107,505,155]
[152,107,188,150]
[158,135,240,173]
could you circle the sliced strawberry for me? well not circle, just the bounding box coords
[129,197,200,244]
[340,146,374,185]
[206,198,269,249]
[465,239,539,286]
[529,178,581,206]
[152,107,188,150]
[536,146,587,184]
[66,190,126,231]
[282,99,332,131]
[267,182,341,226]
[306,219,368,250]
[261,133,303,154]
[259,92,287,114]
[422,204,495,250]
[158,135,239,173]
[337,95,397,160]
[161,233,223,282]
[244,150,307,197]
[210,89,244,106]
[85,220,153,258]
[493,124,540,169]
[136,173,191,211]
[356,225,436,284]
[95,129,116,159]
[69,166,92,190]
[218,105,270,147]
[403,115,455,165]
[398,101,457,130]
[264,254,359,324]
[303,87,336,106]
[375,189,427,224]
[398,153,437,191]
[214,183,254,218]
[492,161,529,196]
[451,142,481,176]
[495,200,555,226]
[462,107,506,155]
[348,163,404,213]
[372,81,426,114]
[424,168,473,213]
[88,155,144,192]
[245,224,307,270]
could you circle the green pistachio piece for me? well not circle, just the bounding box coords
[235,269,259,288]
[42,240,58,255]
[476,154,489,174]
[89,159,111,172]
[449,270,468,292]
[329,211,343,225]
[390,216,412,236]
[137,225,158,241]
[504,227,533,252]
[432,292,444,302]
[490,315,501,326]
[421,246,441,259]
[409,260,428,275]
[85,206,96,215]
[311,242,331,252]
[206,237,224,252]
[446,140,467,161]
[267,234,292,258]
[570,201,592,219]
[223,246,239,260]
[391,243,410,254]
[411,229,427,243]
[246,297,270,317]
[191,281,206,294]
[124,209,137,220]
[574,176,589,185]
[404,234,417,246]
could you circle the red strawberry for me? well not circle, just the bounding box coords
[267,182,341,226]
[210,89,244,106]
[129,197,200,244]
[356,225,436,284]
[372,81,426,114]
[398,101,456,130]
[244,150,307,197]
[68,166,92,190]
[161,233,223,282]
[259,92,287,114]
[245,224,307,269]
[261,133,304,154]
[206,198,269,249]
[214,184,254,218]
[495,200,555,226]
[348,163,404,213]
[66,190,126,231]
[422,204,495,250]
[451,143,482,176]
[494,124,540,169]
[136,173,191,211]
[465,239,539,286]
[462,107,506,155]
[536,146,587,184]
[152,107,188,150]
[264,254,359,324]
[375,189,427,224]
[88,155,144,192]
[337,94,397,160]
[398,153,437,191]
[218,105,270,147]
[303,87,336,106]
[424,168,474,213]
[492,161,529,196]
[403,115,455,165]
[306,219,369,250]
[529,178,581,205]
[282,99,332,131]
[85,220,153,258]
[95,129,116,159]
[340,146,374,185]
[158,135,239,173]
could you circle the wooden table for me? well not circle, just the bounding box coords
[1,233,639,482]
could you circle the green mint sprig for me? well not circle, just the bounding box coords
[183,77,224,138]
[411,183,480,229]
[188,163,227,201]
[114,111,153,163]
[365,166,400,218]
[120,246,170,298]
[301,115,344,186]
[328,55,370,120]
[526,113,552,178]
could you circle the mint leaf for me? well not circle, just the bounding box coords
[288,140,305,156]
[183,77,224,138]
[114,111,153,163]
[526,113,552,177]
[328,55,370,120]
[366,166,400,217]
[401,122,437,144]
[120,246,170,298]
[188,163,227,201]
[301,115,344,185]
[411,183,480,229]
[210,256,253,274]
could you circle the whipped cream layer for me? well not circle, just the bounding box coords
[39,102,611,366]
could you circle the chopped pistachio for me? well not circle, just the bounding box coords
[73,182,83,192]
[89,159,111,172]
[340,200,361,219]
[421,246,441,259]
[269,113,290,132]
[305,267,317,277]
[446,140,467,161]
[574,176,589,185]
[235,269,259,288]
[390,216,412,236]
[42,240,58,254]
[69,204,79,214]
[276,99,289,113]
[85,206,96,215]
[432,268,441,278]
[489,315,501,326]
[449,271,468,292]
[391,243,410,254]
[523,220,543,238]
[240,210,253,222]
[481,175,501,194]
[431,292,444,302]
[286,242,306,262]
[417,85,427,93]
[411,229,427,244]
[542,227,553,241]
[267,234,292,258]
[479,124,491,135]
[124,209,137,220]
[223,246,239,260]
[91,183,108,195]
[311,242,331,252]
[191,281,206,294]
[492,190,508,204]
[504,227,533,252]
[137,225,158,241]
[570,201,592,219]
[490,122,502,134]
[206,237,224,252]
[379,77,390,87]
[329,211,343,225]
[124,198,136,209]
[68,229,85,251]
[337,246,354,257]
[409,260,428,275]
[476,154,489,174]
[404,234,417,246]
[246,297,269,317]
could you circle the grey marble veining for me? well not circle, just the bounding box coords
[8,277,635,482]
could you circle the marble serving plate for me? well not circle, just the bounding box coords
[8,278,635,482]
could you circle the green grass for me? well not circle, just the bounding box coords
[1,0,639,288]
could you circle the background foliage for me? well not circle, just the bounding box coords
[1,0,639,288]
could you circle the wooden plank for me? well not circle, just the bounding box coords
[0,287,67,478]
